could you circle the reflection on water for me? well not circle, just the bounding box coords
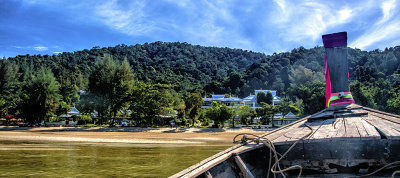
[0,141,232,177]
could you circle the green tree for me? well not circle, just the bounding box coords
[266,91,273,105]
[109,59,135,126]
[387,74,400,114]
[256,103,277,126]
[0,62,22,116]
[20,68,60,125]
[277,97,302,116]
[237,105,256,125]
[388,93,400,114]
[205,101,235,128]
[184,92,204,126]
[130,82,174,127]
[257,91,267,105]
[56,101,72,117]
[75,115,92,125]
[58,77,79,115]
[288,81,325,115]
[289,65,324,87]
[0,97,6,116]
[257,91,273,105]
[87,56,134,126]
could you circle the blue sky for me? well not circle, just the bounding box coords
[1,0,400,57]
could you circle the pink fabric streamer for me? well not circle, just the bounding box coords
[325,53,331,108]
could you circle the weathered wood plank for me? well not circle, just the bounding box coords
[376,116,400,132]
[310,118,336,140]
[271,118,324,144]
[334,117,346,138]
[360,105,400,124]
[369,113,400,124]
[205,171,213,178]
[234,155,255,178]
[364,115,400,139]
[272,124,309,143]
[305,119,327,142]
[309,111,334,120]
[344,117,361,139]
[348,117,370,139]
[360,119,380,139]
[351,108,381,139]
[266,120,307,142]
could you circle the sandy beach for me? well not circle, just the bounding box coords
[0,126,269,144]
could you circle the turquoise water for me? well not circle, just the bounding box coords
[0,141,232,177]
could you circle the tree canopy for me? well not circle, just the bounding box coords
[205,101,235,128]
[1,42,400,125]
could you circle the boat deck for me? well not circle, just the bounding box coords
[270,104,400,145]
[172,104,400,177]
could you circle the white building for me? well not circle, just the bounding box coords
[202,95,243,109]
[243,90,280,109]
[283,112,299,125]
[202,90,281,109]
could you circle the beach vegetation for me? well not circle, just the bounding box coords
[205,101,235,128]
[0,42,400,126]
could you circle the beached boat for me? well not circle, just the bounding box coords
[171,32,400,177]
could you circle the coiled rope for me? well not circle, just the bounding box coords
[234,124,400,178]
[233,122,314,178]
[354,161,400,178]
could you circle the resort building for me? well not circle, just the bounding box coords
[243,90,281,109]
[283,111,299,125]
[272,111,299,127]
[202,90,281,109]
[202,94,243,109]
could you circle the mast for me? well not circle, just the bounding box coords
[322,32,355,108]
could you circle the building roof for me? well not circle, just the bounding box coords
[204,97,242,102]
[211,95,225,99]
[69,106,80,115]
[243,95,256,102]
[284,112,299,119]
[274,113,283,119]
[60,106,80,118]
[204,90,281,104]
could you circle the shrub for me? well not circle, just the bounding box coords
[76,115,92,125]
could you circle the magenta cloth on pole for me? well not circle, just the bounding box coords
[324,53,331,107]
[322,31,354,107]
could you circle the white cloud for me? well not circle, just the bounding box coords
[350,21,400,49]
[165,0,255,50]
[33,46,48,51]
[165,0,190,7]
[12,45,49,51]
[94,0,154,36]
[14,0,400,54]
[270,0,358,44]
[350,0,400,49]
[379,0,397,24]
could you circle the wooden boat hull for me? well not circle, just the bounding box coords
[171,104,400,177]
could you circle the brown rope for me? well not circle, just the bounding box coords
[355,161,400,178]
[233,122,314,178]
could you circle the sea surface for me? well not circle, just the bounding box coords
[0,141,232,177]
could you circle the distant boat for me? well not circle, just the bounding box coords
[171,32,400,177]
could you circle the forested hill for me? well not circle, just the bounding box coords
[1,42,400,115]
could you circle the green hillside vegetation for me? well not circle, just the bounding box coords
[0,42,399,126]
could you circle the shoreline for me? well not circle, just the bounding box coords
[0,126,269,145]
